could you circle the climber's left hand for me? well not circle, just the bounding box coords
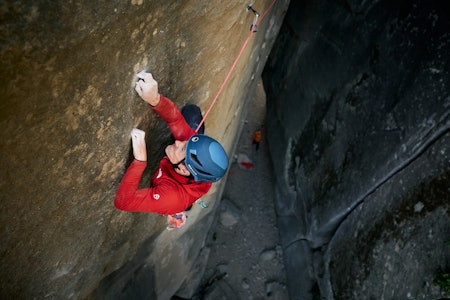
[131,128,147,162]
[135,71,161,107]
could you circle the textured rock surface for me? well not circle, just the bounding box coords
[3,0,448,298]
[0,0,288,299]
[263,0,449,299]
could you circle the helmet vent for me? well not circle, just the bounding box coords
[190,153,203,166]
[190,154,213,176]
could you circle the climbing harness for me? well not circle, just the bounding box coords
[194,0,277,133]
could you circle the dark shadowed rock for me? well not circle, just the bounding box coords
[263,0,449,299]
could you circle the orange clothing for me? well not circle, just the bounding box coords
[253,130,262,143]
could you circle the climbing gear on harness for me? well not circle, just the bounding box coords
[196,199,208,209]
[194,0,277,133]
[167,212,187,229]
[185,134,229,182]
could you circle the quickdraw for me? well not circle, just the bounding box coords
[247,4,260,32]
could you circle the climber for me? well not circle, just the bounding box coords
[114,72,229,228]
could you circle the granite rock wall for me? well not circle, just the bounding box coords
[263,0,449,299]
[0,1,289,298]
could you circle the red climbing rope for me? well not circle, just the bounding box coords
[195,0,277,132]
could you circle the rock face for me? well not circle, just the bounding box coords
[0,0,288,299]
[2,0,449,298]
[263,0,449,299]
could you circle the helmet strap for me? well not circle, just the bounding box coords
[171,158,186,170]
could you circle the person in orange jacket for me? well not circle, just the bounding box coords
[252,129,262,151]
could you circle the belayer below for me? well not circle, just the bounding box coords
[114,72,229,227]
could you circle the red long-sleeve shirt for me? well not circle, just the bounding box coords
[114,95,212,214]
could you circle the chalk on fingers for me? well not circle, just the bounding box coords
[137,70,147,80]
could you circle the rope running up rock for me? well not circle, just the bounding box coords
[195,0,278,132]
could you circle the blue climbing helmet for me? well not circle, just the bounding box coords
[185,134,229,182]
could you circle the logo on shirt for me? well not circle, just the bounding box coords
[153,194,160,200]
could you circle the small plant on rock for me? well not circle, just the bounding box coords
[434,269,450,295]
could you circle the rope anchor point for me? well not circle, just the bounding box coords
[247,4,260,32]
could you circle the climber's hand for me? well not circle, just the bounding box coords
[135,71,161,106]
[131,128,147,162]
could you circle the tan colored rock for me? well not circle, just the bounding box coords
[0,0,289,299]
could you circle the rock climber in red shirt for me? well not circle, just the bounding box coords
[114,72,229,228]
